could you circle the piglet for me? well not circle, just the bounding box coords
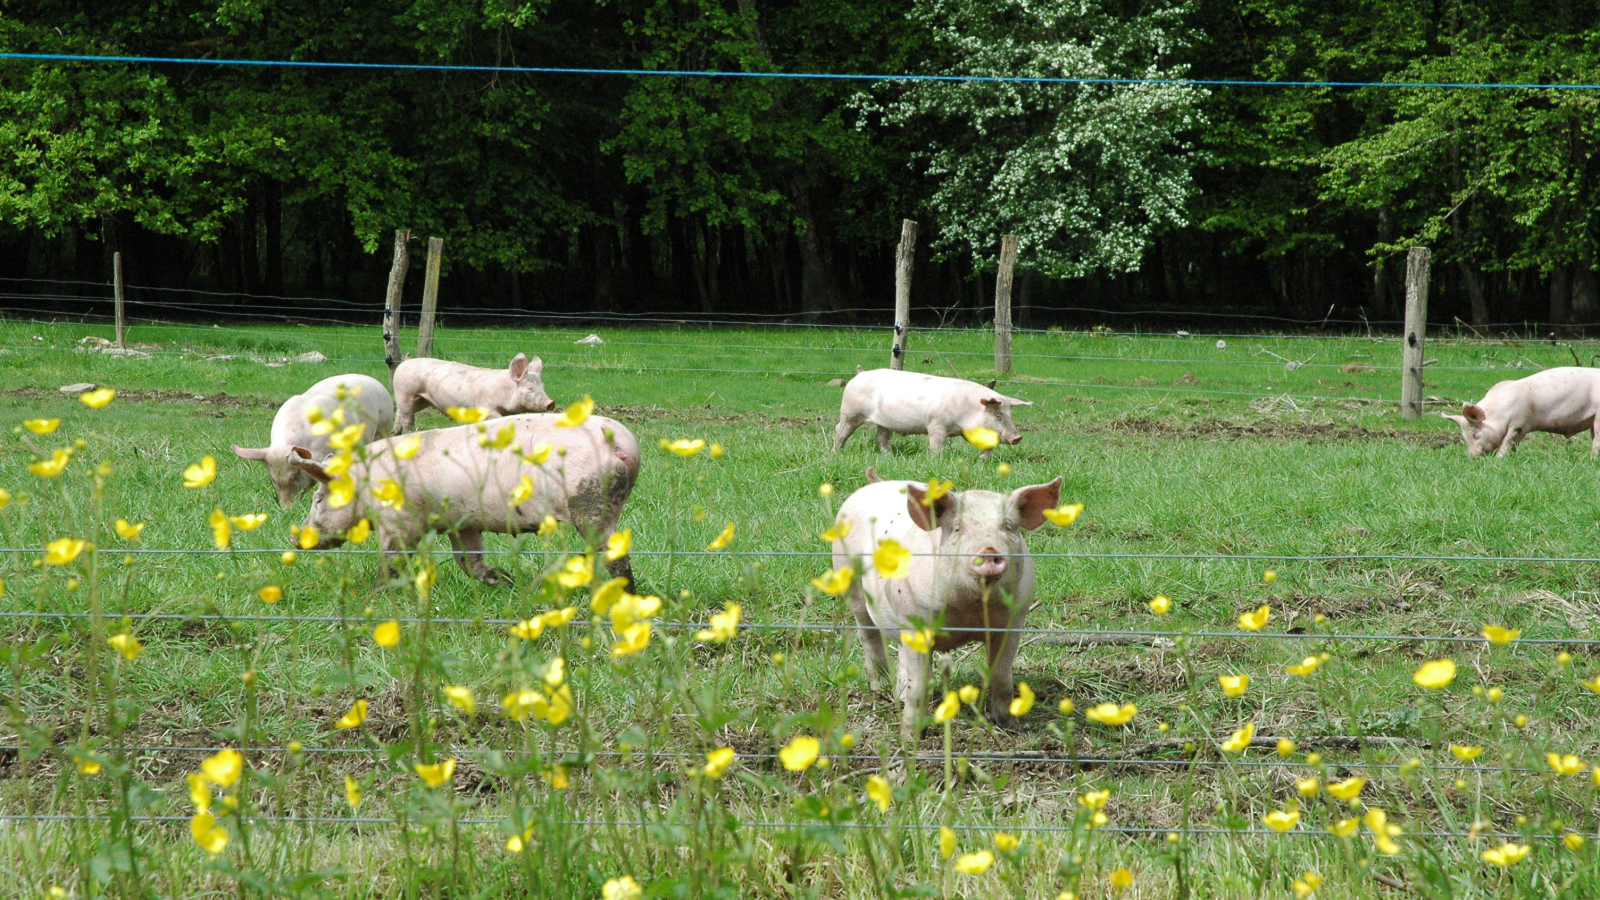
[290,413,640,586]
[831,471,1062,737]
[231,373,395,507]
[392,353,556,432]
[1443,367,1600,458]
[833,368,1033,459]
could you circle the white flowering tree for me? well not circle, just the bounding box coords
[871,0,1204,276]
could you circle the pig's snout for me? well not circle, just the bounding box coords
[1005,434,1022,445]
[969,547,1008,579]
[543,398,557,411]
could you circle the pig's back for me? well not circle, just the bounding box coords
[846,369,973,429]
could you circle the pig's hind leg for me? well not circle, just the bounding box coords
[450,530,510,586]
[832,416,862,452]
[847,589,889,693]
[875,427,894,453]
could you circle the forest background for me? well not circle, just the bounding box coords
[2,0,1599,329]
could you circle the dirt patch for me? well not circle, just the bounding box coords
[1,387,274,409]
[1102,416,1459,447]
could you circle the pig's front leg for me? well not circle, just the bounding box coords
[875,427,894,453]
[927,428,948,455]
[1590,426,1600,460]
[450,529,510,586]
[847,590,889,692]
[983,606,1028,728]
[895,645,932,740]
[604,552,636,591]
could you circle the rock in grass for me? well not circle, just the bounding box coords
[293,351,329,363]
[576,334,604,346]
[60,382,96,393]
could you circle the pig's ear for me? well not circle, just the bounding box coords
[291,446,313,460]
[1441,413,1468,427]
[865,466,882,483]
[527,355,544,375]
[1005,396,1034,407]
[1011,477,1064,530]
[980,396,1003,408]
[509,353,529,380]
[905,483,958,531]
[288,456,333,485]
[231,445,268,461]
[1462,404,1487,424]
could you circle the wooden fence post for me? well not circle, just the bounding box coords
[382,229,411,374]
[416,237,443,358]
[891,219,919,370]
[994,234,1019,375]
[1401,246,1430,420]
[113,251,126,349]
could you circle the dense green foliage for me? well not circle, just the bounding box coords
[2,0,1600,325]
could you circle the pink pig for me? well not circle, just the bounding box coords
[1442,367,1600,458]
[391,353,556,432]
[232,373,395,507]
[833,368,1033,459]
[290,413,639,586]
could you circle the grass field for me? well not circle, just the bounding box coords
[2,316,1599,899]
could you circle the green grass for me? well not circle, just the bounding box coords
[1,317,1598,899]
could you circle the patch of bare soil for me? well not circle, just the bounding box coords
[2,387,273,409]
[1102,415,1459,447]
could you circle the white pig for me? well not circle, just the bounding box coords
[1442,367,1600,458]
[289,413,640,586]
[231,373,395,507]
[391,353,556,432]
[832,368,1032,459]
[832,469,1062,737]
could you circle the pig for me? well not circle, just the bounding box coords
[391,353,556,432]
[288,413,639,587]
[1442,367,1600,458]
[231,373,395,507]
[831,469,1063,737]
[832,368,1033,460]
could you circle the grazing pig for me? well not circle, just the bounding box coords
[392,353,556,432]
[831,471,1063,737]
[832,368,1032,459]
[231,373,395,507]
[1442,367,1600,458]
[289,413,639,586]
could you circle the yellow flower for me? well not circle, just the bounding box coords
[602,876,643,900]
[957,684,980,704]
[201,748,243,787]
[664,438,706,456]
[80,388,115,409]
[1277,738,1296,757]
[1079,789,1110,810]
[541,657,566,689]
[591,577,628,614]
[1450,744,1484,761]
[329,423,367,450]
[45,537,87,565]
[28,447,72,477]
[1108,868,1133,890]
[997,463,1011,475]
[709,442,725,458]
[605,529,632,561]
[542,764,569,789]
[939,826,957,859]
[1009,682,1035,717]
[544,683,574,725]
[818,482,834,498]
[1296,777,1320,798]
[414,758,456,787]
[316,473,350,508]
[1292,871,1323,899]
[393,434,422,460]
[186,772,211,812]
[1237,604,1270,631]
[556,554,594,588]
[1581,676,1600,693]
[541,607,577,630]
[1593,767,1600,787]
[1326,776,1365,801]
[1058,698,1075,715]
[1263,569,1277,583]
[555,396,594,427]
[23,418,59,434]
[993,832,1019,852]
[962,426,999,450]
[190,810,228,854]
[1412,659,1457,689]
[1564,833,1586,851]
[920,478,953,507]
[1264,809,1300,832]
[228,512,268,531]
[508,475,535,507]
[537,515,559,537]
[608,593,660,628]
[703,747,736,779]
[933,690,961,723]
[481,424,517,450]
[114,520,144,541]
[873,539,911,579]
[900,628,936,654]
[696,604,741,643]
[1481,843,1531,867]
[183,456,217,488]
[865,775,893,811]
[1329,817,1359,838]
[819,519,852,542]
[345,774,362,811]
[611,622,652,657]
[1148,595,1171,615]
[811,566,855,596]
[209,509,232,550]
[1486,686,1504,703]
[1482,625,1520,645]
[705,521,735,551]
[779,736,820,771]
[1374,829,1401,856]
[1547,752,1586,775]
[1042,503,1084,526]
[293,524,321,550]
[347,518,371,544]
[373,620,400,648]
[372,479,405,510]
[443,685,476,716]
[501,689,547,721]
[445,406,490,424]
[75,755,101,775]
[1084,702,1137,726]
[524,442,553,465]
[107,633,142,661]
[1220,722,1255,753]
[954,851,993,875]
[1218,675,1249,697]
[1285,656,1323,676]
[333,698,368,729]
[0,488,10,509]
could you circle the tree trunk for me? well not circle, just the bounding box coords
[264,180,283,295]
[1457,260,1488,326]
[1574,265,1599,322]
[791,186,832,319]
[1550,265,1570,325]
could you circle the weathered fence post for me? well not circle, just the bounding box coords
[113,251,126,349]
[890,219,919,370]
[382,229,411,375]
[994,234,1019,375]
[1401,246,1430,420]
[416,237,443,358]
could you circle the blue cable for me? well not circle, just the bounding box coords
[2,51,1599,90]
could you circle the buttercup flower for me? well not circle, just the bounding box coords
[114,520,144,540]
[1148,595,1171,614]
[480,424,516,450]
[779,736,820,771]
[201,748,243,787]
[695,604,740,643]
[1084,702,1137,726]
[334,699,368,729]
[606,529,632,561]
[1326,776,1366,801]
[508,475,535,507]
[444,406,489,424]
[1546,752,1586,775]
[590,577,628,614]
[190,811,228,854]
[23,418,59,434]
[554,554,593,589]
[347,518,371,544]
[209,509,232,550]
[933,691,961,723]
[865,775,892,811]
[541,607,577,629]
[345,775,362,811]
[1292,872,1323,899]
[1285,656,1323,676]
[372,479,405,510]
[1264,809,1300,832]
[900,628,936,654]
[107,633,142,661]
[1220,722,1255,753]
[1450,744,1484,761]
[1042,503,1083,526]
[1078,789,1110,810]
[664,438,706,456]
[962,426,999,450]
[703,747,736,779]
[1277,739,1296,757]
[29,448,72,477]
[75,755,100,775]
[1482,625,1520,645]
[1565,833,1586,851]
[555,396,593,427]
[1583,676,1600,694]
[523,442,553,465]
[1109,868,1133,890]
[811,566,854,596]
[80,388,115,409]
[1413,659,1457,689]
[993,833,1019,852]
[414,758,456,787]
[705,521,735,551]
[373,621,401,648]
[819,519,851,542]
[1296,777,1320,798]
[873,539,911,579]
[414,564,435,598]
[329,423,367,450]
[183,456,216,488]
[953,851,993,875]
[1481,843,1530,867]
[44,537,87,565]
[229,513,268,531]
[939,827,957,859]
[958,684,980,704]
[1237,605,1270,631]
[443,685,476,716]
[1218,675,1249,697]
[1263,570,1277,583]
[1009,682,1035,716]
[610,622,651,657]
[393,434,422,459]
[602,876,642,900]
